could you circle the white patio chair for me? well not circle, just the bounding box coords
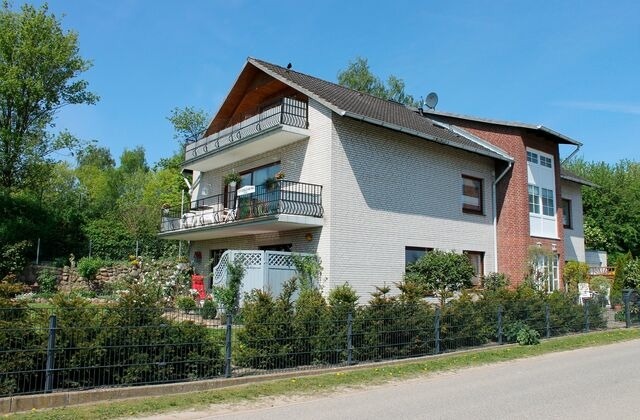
[578,283,593,305]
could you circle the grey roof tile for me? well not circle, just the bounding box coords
[249,58,512,162]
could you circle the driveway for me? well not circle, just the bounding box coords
[142,339,640,419]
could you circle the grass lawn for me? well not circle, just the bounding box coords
[7,328,640,419]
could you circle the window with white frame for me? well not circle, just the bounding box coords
[527,148,557,238]
[533,253,559,292]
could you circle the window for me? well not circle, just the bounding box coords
[462,175,483,214]
[528,185,540,214]
[561,199,572,229]
[405,246,431,266]
[224,162,281,208]
[527,148,557,238]
[465,251,484,287]
[534,254,559,292]
[540,155,552,168]
[541,188,555,216]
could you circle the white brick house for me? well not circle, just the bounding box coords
[159,58,588,301]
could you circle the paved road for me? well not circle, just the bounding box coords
[145,339,640,420]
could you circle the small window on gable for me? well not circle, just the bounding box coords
[540,155,552,168]
[561,199,572,229]
[462,175,483,214]
[527,151,538,164]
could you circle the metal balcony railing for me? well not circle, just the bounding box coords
[160,180,323,232]
[184,98,308,162]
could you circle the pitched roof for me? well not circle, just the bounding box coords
[560,168,597,187]
[424,109,582,146]
[248,58,513,162]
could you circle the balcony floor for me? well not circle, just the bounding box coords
[158,213,323,241]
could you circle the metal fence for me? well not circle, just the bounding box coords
[0,296,637,398]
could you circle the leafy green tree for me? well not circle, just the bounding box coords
[76,145,115,170]
[166,106,208,143]
[405,250,475,306]
[565,158,640,258]
[337,57,420,107]
[0,2,98,190]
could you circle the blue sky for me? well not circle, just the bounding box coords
[25,0,640,166]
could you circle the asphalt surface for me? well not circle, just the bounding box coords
[143,339,640,420]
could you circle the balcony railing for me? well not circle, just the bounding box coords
[184,98,308,163]
[160,180,323,233]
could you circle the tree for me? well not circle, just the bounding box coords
[167,106,208,144]
[337,57,420,107]
[405,250,475,306]
[564,158,640,258]
[0,2,98,190]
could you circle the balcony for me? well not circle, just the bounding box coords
[183,98,309,172]
[158,180,323,241]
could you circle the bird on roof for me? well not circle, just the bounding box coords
[286,62,292,70]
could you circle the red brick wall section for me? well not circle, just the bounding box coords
[441,120,565,286]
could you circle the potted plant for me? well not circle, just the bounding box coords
[224,171,242,187]
[265,177,278,191]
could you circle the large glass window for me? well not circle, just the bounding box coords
[224,162,281,209]
[240,162,281,189]
[462,175,483,214]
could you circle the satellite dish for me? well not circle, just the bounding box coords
[425,92,438,110]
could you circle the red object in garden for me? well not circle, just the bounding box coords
[191,275,206,299]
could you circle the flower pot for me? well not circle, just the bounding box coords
[228,181,237,188]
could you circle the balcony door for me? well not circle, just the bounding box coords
[238,162,281,217]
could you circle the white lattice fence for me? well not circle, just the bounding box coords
[210,250,313,301]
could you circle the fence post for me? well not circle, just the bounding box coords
[45,315,57,393]
[545,303,550,339]
[225,313,233,378]
[584,300,590,333]
[434,308,441,355]
[346,312,353,366]
[497,305,503,345]
[624,289,632,328]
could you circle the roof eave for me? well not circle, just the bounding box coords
[342,111,511,162]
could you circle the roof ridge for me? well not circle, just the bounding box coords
[247,57,410,110]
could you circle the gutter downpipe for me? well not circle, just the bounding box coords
[561,144,581,165]
[493,162,513,272]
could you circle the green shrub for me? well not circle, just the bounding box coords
[176,296,197,313]
[235,286,296,369]
[405,249,474,307]
[503,320,528,343]
[563,261,590,293]
[77,257,106,279]
[37,268,58,294]
[201,299,217,319]
[0,241,31,278]
[293,288,330,365]
[211,259,245,315]
[483,272,510,291]
[516,325,540,345]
